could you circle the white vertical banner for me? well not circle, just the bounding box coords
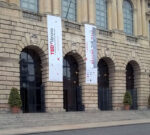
[47,15,63,82]
[85,24,97,84]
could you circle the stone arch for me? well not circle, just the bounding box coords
[125,60,141,109]
[122,0,136,9]
[98,56,115,92]
[20,45,48,83]
[63,50,85,86]
[63,41,85,85]
[63,51,85,111]
[98,48,116,91]
[125,60,141,89]
[18,34,48,112]
[97,56,115,110]
[123,56,143,72]
[18,33,48,83]
[63,42,85,61]
[17,33,47,60]
[98,48,116,66]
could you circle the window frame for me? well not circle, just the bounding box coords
[123,0,134,35]
[96,0,108,30]
[20,0,39,13]
[61,0,77,22]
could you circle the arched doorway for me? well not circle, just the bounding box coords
[126,63,138,110]
[20,48,45,113]
[63,55,83,111]
[98,59,112,110]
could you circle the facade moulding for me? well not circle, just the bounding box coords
[17,33,46,58]
[0,57,19,62]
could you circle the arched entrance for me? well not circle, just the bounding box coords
[98,59,112,110]
[20,48,45,113]
[126,63,138,110]
[63,55,83,111]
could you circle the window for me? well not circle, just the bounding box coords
[62,0,77,22]
[96,0,107,29]
[148,3,150,8]
[20,0,38,13]
[123,0,133,35]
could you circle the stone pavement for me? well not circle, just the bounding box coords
[0,110,150,135]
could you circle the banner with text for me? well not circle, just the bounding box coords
[47,15,63,82]
[85,24,97,84]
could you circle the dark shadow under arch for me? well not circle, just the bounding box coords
[98,57,115,111]
[63,54,84,111]
[20,48,45,113]
[126,60,140,110]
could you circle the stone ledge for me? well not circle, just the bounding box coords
[126,35,138,42]
[22,10,42,21]
[64,20,81,31]
[98,29,113,37]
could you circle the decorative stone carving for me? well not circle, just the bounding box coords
[30,34,39,45]
[24,33,41,46]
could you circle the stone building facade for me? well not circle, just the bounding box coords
[0,0,150,112]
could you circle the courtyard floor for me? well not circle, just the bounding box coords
[0,110,150,135]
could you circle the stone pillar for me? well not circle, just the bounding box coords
[52,0,61,16]
[82,84,98,111]
[137,0,142,36]
[141,0,147,37]
[77,0,82,23]
[117,0,123,31]
[107,0,112,30]
[82,0,88,23]
[39,0,44,14]
[111,0,118,30]
[133,8,138,36]
[88,0,96,24]
[9,0,19,6]
[138,72,149,110]
[44,0,52,14]
[112,70,126,110]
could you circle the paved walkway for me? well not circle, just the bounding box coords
[0,110,150,135]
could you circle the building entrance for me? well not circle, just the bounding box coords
[63,55,83,111]
[20,48,45,113]
[98,59,112,110]
[126,63,138,110]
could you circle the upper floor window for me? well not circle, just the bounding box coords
[20,0,38,13]
[62,0,77,22]
[149,21,150,38]
[148,3,150,8]
[96,0,107,29]
[123,0,133,35]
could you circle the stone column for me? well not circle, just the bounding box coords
[141,0,147,37]
[88,0,96,24]
[111,0,118,30]
[82,0,88,23]
[137,72,149,110]
[39,0,44,14]
[137,0,142,36]
[117,0,123,31]
[44,0,52,14]
[52,0,61,16]
[77,0,82,23]
[107,0,112,30]
[112,70,126,110]
[133,8,138,36]
[9,0,19,6]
